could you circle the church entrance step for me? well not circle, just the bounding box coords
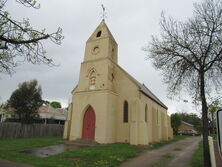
[65,138,99,146]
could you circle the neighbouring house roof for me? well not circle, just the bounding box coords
[7,107,14,113]
[38,106,48,113]
[38,105,67,121]
[181,121,194,127]
[3,105,67,121]
[117,64,168,109]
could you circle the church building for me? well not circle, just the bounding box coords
[63,20,173,145]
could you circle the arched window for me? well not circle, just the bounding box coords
[96,31,102,37]
[89,71,96,90]
[145,104,148,122]
[123,101,128,123]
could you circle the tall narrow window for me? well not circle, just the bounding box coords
[89,71,96,90]
[145,104,148,122]
[123,101,128,123]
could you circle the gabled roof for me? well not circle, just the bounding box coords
[117,64,168,109]
[182,121,194,127]
[140,84,168,109]
[38,106,48,113]
[38,105,67,120]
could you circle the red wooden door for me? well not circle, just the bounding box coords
[82,106,95,139]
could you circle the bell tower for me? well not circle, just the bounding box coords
[75,20,118,92]
[68,20,119,143]
[83,20,118,63]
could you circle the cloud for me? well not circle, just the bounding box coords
[1,0,200,113]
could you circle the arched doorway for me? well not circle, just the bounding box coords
[82,106,95,139]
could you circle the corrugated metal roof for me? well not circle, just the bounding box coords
[182,121,194,127]
[117,64,168,109]
[38,105,67,120]
[140,84,168,109]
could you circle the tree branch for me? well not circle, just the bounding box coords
[0,34,49,45]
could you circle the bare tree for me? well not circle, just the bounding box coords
[144,0,222,166]
[0,0,63,75]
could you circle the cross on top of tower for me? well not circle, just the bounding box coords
[101,4,107,20]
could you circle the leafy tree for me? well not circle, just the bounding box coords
[50,101,61,109]
[9,79,43,124]
[144,0,222,166]
[171,113,182,135]
[208,98,222,134]
[0,0,63,75]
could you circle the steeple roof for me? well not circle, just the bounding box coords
[87,20,117,44]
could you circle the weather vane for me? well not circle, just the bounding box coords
[101,4,107,20]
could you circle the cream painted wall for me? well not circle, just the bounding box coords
[69,91,110,143]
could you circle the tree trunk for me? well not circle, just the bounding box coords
[200,72,211,167]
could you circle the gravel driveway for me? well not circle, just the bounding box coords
[119,136,201,167]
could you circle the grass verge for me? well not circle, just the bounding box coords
[190,141,203,167]
[0,135,190,167]
[211,134,217,140]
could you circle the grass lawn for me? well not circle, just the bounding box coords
[0,135,189,167]
[190,141,203,167]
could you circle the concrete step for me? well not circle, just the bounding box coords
[65,138,99,146]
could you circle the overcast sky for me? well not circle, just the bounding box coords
[1,0,202,115]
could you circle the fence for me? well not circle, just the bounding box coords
[0,122,64,139]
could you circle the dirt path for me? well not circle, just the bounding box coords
[119,136,201,167]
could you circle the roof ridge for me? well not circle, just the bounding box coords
[115,64,168,109]
[141,83,167,108]
[182,121,194,127]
